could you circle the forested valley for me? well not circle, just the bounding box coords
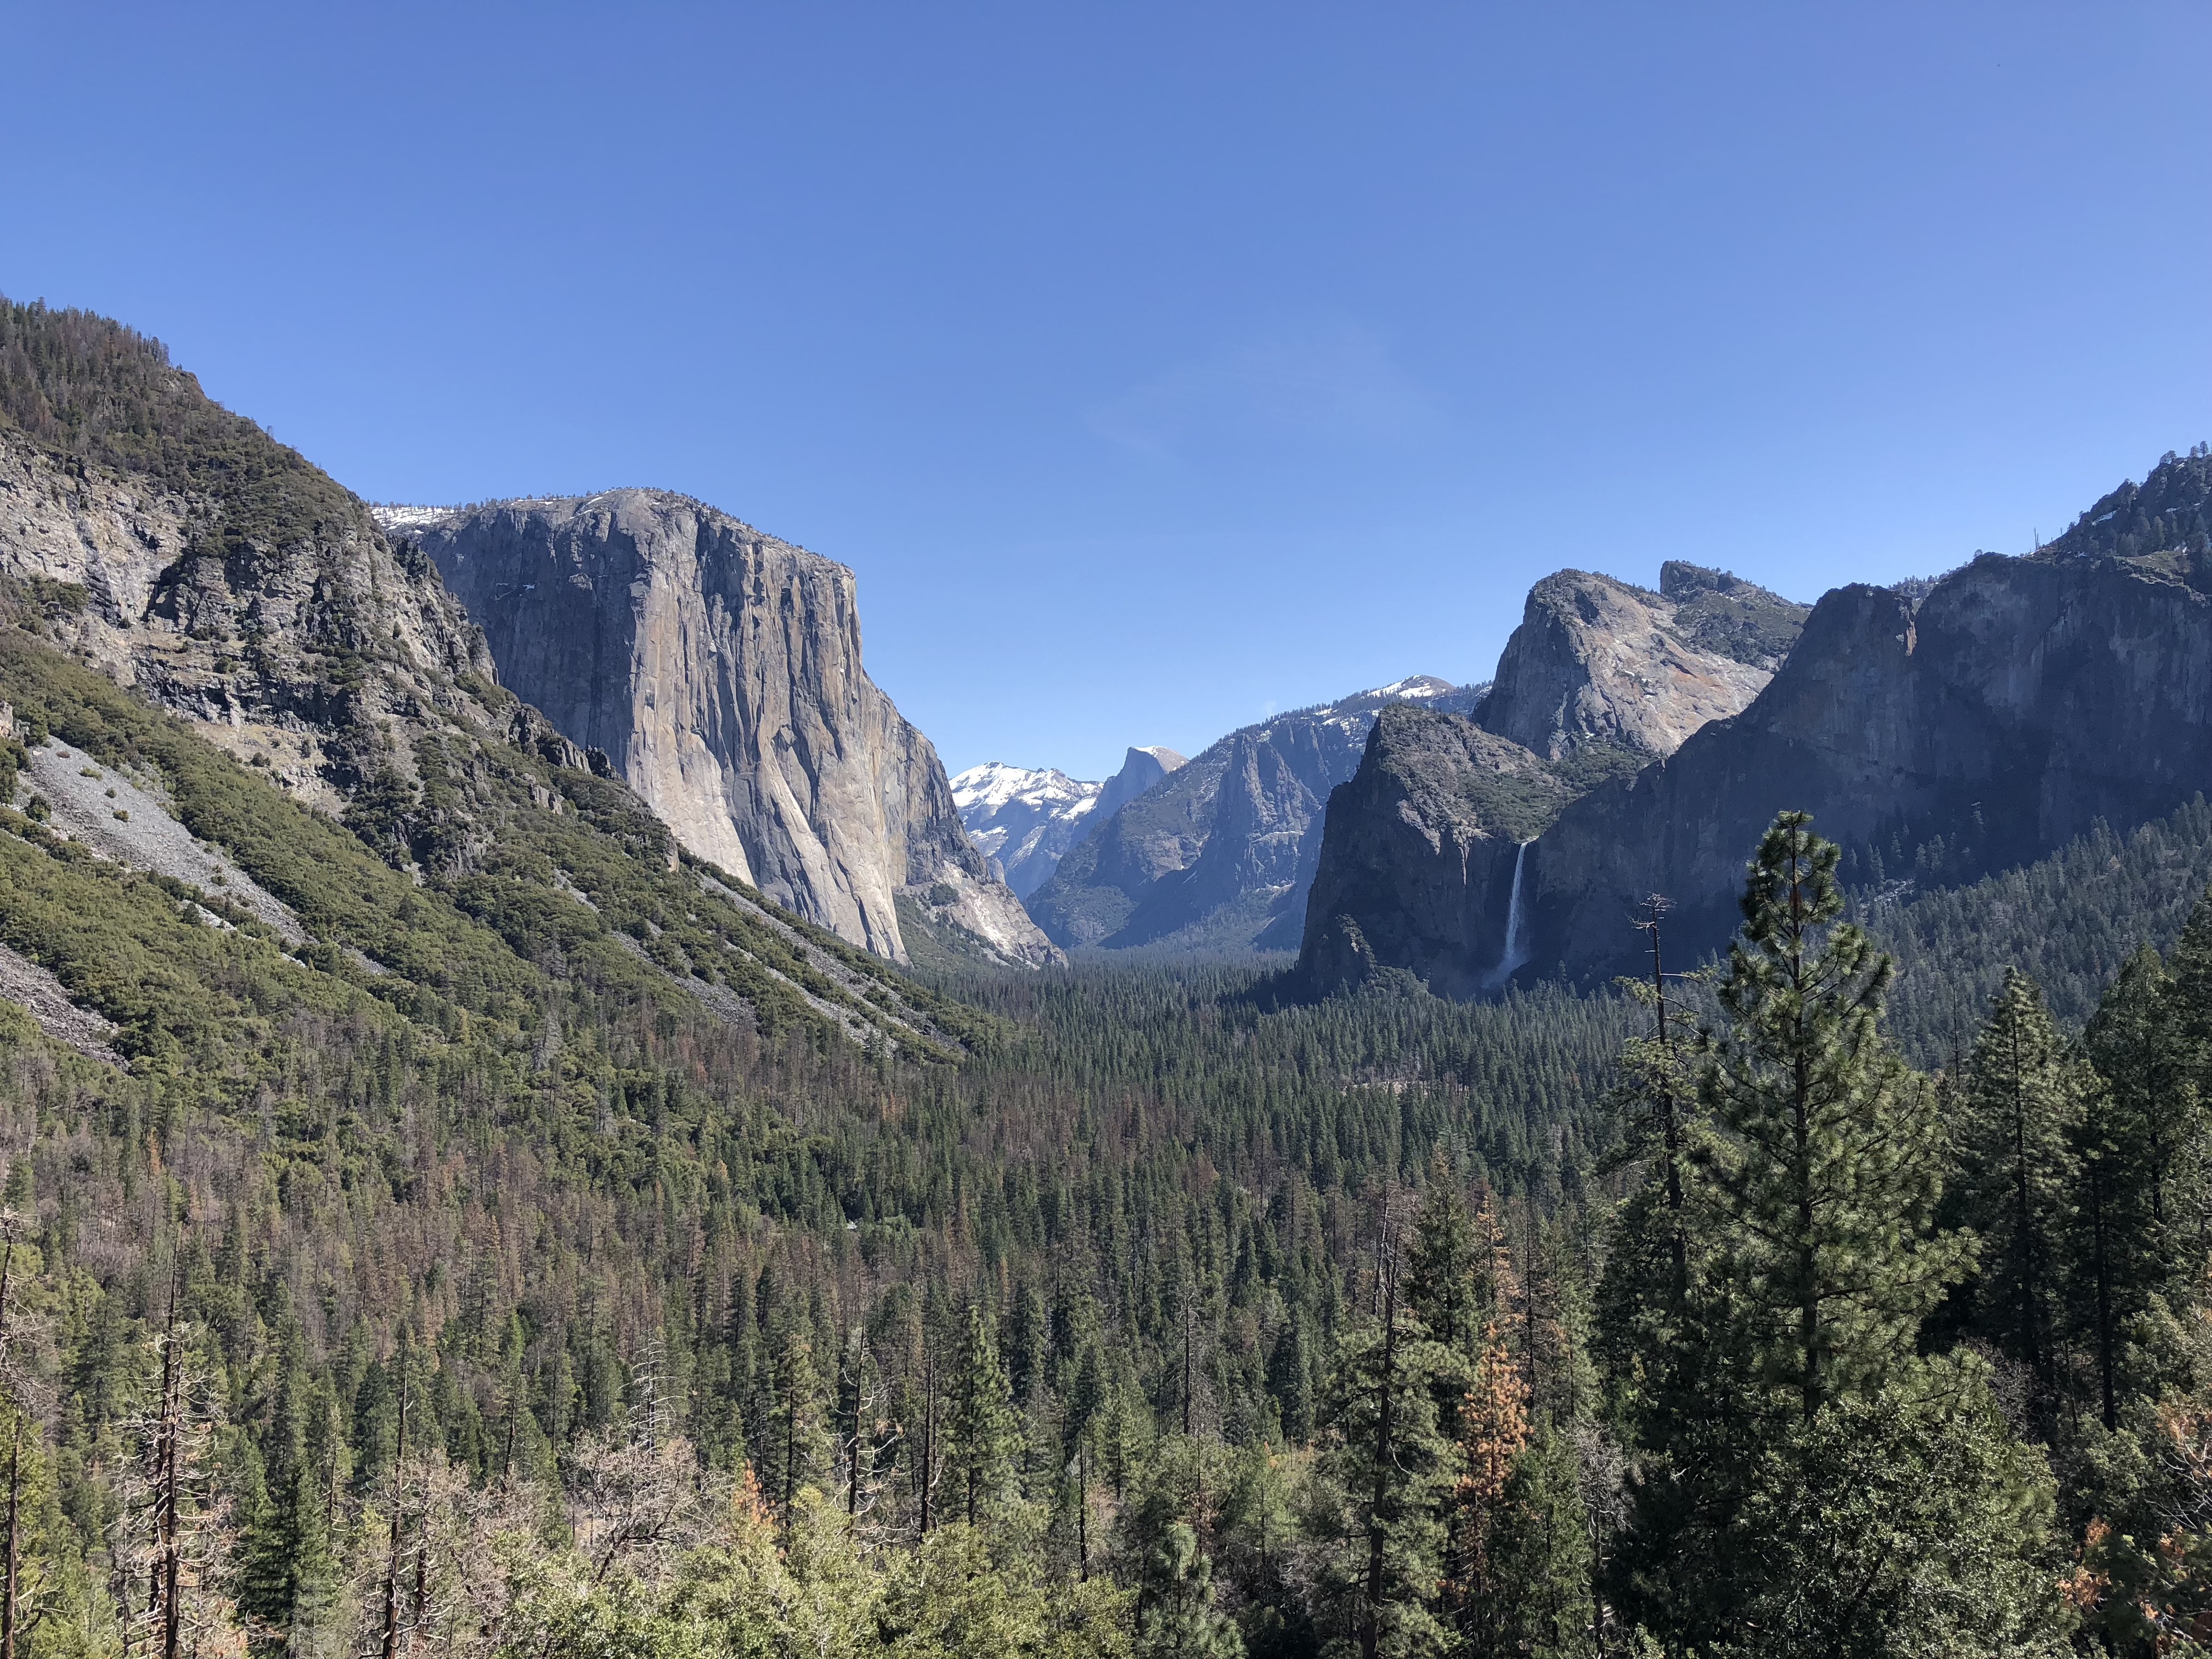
[2,550,2212,1659]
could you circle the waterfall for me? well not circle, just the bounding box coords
[1486,841,1534,989]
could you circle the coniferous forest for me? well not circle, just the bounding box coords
[5,555,2212,1658]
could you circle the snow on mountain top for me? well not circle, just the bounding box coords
[370,504,462,533]
[1368,675,1454,699]
[951,762,1099,816]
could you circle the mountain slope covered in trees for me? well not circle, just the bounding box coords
[5,293,2212,1658]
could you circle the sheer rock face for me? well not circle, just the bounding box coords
[0,436,495,811]
[1522,549,2212,984]
[388,491,1058,967]
[1476,568,1787,764]
[1299,706,1568,996]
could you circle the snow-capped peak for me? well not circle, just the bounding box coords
[1365,674,1454,699]
[951,761,1098,817]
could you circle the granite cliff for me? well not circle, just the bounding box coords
[1297,705,1572,995]
[1522,493,2212,984]
[1475,566,1801,775]
[387,493,1059,968]
[0,297,977,1051]
[1299,562,1807,989]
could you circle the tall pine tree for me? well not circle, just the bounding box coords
[1695,811,1962,1423]
[1949,968,2081,1432]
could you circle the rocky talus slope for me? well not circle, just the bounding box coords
[953,744,1186,898]
[1028,677,1475,953]
[386,492,1059,968]
[1299,563,1807,991]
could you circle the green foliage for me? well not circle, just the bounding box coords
[1476,1431,1595,1659]
[946,1305,1022,1531]
[1709,1361,2068,1659]
[1945,969,2084,1427]
[0,296,365,558]
[1696,812,1962,1421]
[1871,795,2212,1063]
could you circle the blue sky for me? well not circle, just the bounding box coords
[5,2,2208,779]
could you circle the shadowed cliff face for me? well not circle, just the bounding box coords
[1299,706,1570,996]
[388,491,1059,968]
[1026,678,1475,953]
[1522,548,2212,984]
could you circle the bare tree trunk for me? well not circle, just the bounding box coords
[4,1416,21,1659]
[1362,1218,1401,1659]
[383,1349,410,1659]
[159,1269,180,1659]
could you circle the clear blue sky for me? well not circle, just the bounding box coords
[5,3,2207,780]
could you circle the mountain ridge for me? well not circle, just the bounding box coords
[1025,675,1477,954]
[1296,450,2212,998]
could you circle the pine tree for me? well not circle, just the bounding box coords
[2164,882,2212,1109]
[1615,811,2025,1654]
[1407,1155,1486,1361]
[1478,1431,1595,1659]
[945,1304,1020,1530]
[1405,1158,1486,1447]
[1265,1323,1313,1447]
[1695,811,1962,1423]
[1441,1319,1528,1646]
[1317,1197,1454,1659]
[2086,943,2204,1283]
[1950,969,2081,1431]
[2079,947,2194,1428]
[754,1321,829,1530]
[1135,1522,1244,1659]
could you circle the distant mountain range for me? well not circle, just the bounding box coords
[1020,676,1482,953]
[996,556,1813,965]
[10,294,2206,1022]
[952,745,1186,897]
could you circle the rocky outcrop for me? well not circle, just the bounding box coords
[0,421,495,813]
[954,745,1186,898]
[1520,537,2212,984]
[1028,678,1473,952]
[1475,568,1797,768]
[1299,706,1570,995]
[1295,564,1805,992]
[388,492,1058,967]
